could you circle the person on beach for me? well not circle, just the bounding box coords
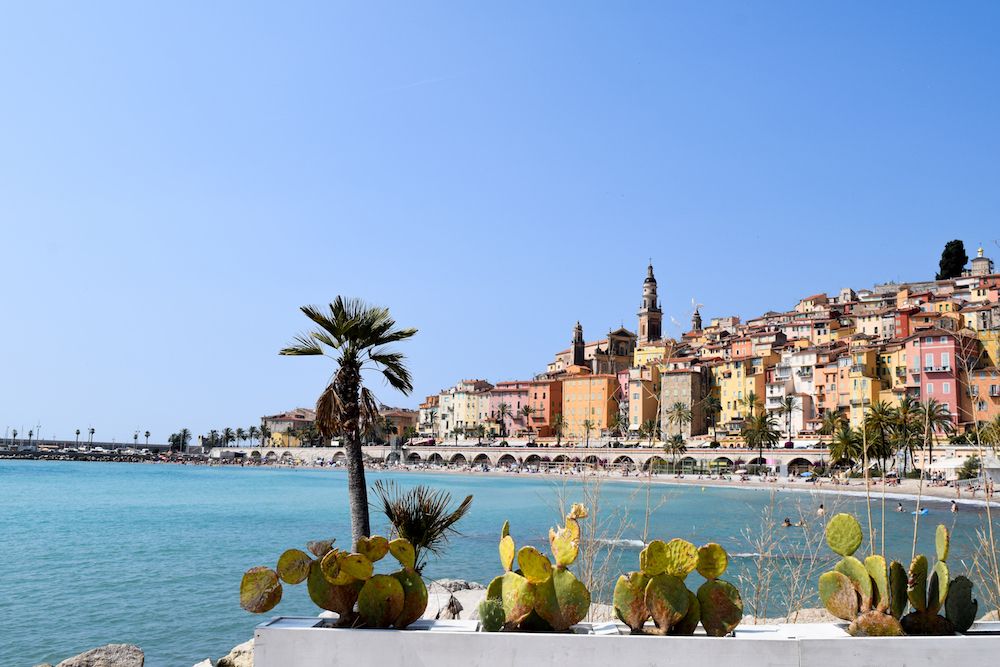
[817,504,825,517]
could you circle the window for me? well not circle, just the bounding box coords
[941,352,950,368]
[927,383,934,394]
[942,383,950,395]
[925,353,933,367]
[941,336,948,343]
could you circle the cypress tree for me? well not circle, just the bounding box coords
[936,240,968,280]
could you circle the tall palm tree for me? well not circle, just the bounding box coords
[776,396,800,439]
[496,403,511,438]
[830,424,862,471]
[75,429,80,445]
[742,410,779,474]
[819,410,845,437]
[280,297,416,541]
[552,413,565,446]
[402,425,418,446]
[236,428,247,447]
[259,424,271,446]
[663,434,686,471]
[144,430,150,446]
[519,405,535,436]
[222,427,236,447]
[863,401,896,474]
[741,390,761,418]
[88,427,95,445]
[12,429,17,446]
[919,398,954,479]
[178,428,191,453]
[248,426,260,446]
[703,395,722,442]
[891,396,921,473]
[133,431,139,448]
[208,429,219,448]
[666,401,693,439]
[472,424,484,445]
[28,430,33,446]
[607,412,624,439]
[641,418,658,447]
[582,419,595,448]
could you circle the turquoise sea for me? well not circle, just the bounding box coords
[1,460,993,666]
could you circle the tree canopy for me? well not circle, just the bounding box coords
[936,239,968,280]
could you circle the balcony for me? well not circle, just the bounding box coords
[850,364,866,374]
[923,365,952,373]
[895,367,906,378]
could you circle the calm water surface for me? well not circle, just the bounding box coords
[0,460,992,666]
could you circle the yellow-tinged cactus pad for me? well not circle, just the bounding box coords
[835,556,873,611]
[549,524,579,568]
[613,571,650,632]
[518,546,553,584]
[639,540,668,576]
[501,520,510,538]
[339,552,374,581]
[644,573,690,634]
[696,543,728,580]
[935,524,950,562]
[240,566,282,613]
[848,609,904,637]
[864,555,889,612]
[486,575,504,601]
[533,568,590,631]
[568,503,588,519]
[697,579,743,637]
[320,549,351,585]
[388,538,416,570]
[357,574,405,628]
[908,555,928,612]
[662,538,698,579]
[825,513,862,557]
[819,570,859,621]
[392,568,428,628]
[499,534,515,571]
[927,561,949,615]
[276,548,312,585]
[500,571,535,624]
[355,536,389,563]
[307,560,363,616]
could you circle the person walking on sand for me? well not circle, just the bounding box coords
[817,504,825,518]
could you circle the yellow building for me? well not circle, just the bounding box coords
[561,374,620,441]
[875,344,907,407]
[846,344,881,426]
[627,365,660,435]
[712,357,768,427]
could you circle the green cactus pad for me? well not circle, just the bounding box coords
[825,513,863,557]
[847,610,904,637]
[391,568,428,628]
[319,549,351,585]
[517,546,553,584]
[819,571,859,621]
[357,574,405,628]
[697,579,743,637]
[639,540,668,576]
[240,566,282,613]
[864,555,889,612]
[927,561,949,615]
[835,556,873,611]
[339,552,374,581]
[478,598,506,632]
[355,536,390,563]
[696,543,728,580]
[663,539,699,579]
[889,561,907,619]
[613,571,650,633]
[388,538,416,570]
[501,520,510,538]
[644,573,690,635]
[499,534,516,572]
[306,539,335,558]
[935,524,950,562]
[276,549,312,585]
[944,575,978,633]
[533,568,591,631]
[500,571,536,625]
[307,560,363,617]
[669,590,700,636]
[549,522,580,568]
[900,610,955,636]
[907,555,928,612]
[486,575,504,601]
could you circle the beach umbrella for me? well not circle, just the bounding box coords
[799,471,814,478]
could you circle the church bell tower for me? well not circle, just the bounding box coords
[637,263,662,344]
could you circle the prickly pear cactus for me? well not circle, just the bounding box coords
[478,598,505,632]
[613,571,650,632]
[240,534,426,629]
[944,575,978,633]
[644,574,689,634]
[484,505,592,632]
[900,524,976,635]
[825,513,863,557]
[695,543,743,637]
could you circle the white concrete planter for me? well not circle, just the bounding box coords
[254,617,1000,667]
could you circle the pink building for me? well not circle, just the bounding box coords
[489,381,532,436]
[903,329,976,429]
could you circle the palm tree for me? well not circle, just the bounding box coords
[28,430,33,447]
[663,434,687,471]
[402,425,418,446]
[236,428,247,447]
[472,424,485,445]
[607,412,624,439]
[12,429,17,447]
[819,411,845,437]
[863,401,896,475]
[582,419,595,448]
[259,424,271,446]
[248,426,260,446]
[891,396,921,473]
[552,413,565,447]
[133,431,138,448]
[640,418,658,447]
[830,424,862,471]
[742,410,779,474]
[519,405,535,437]
[208,429,219,448]
[451,426,462,446]
[88,427,95,445]
[280,297,416,541]
[222,427,235,448]
[776,396,800,439]
[178,428,191,453]
[741,390,761,418]
[703,395,722,442]
[144,430,150,446]
[919,398,954,480]
[496,403,511,438]
[666,401,693,439]
[75,429,80,445]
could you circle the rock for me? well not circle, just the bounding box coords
[433,579,486,593]
[425,583,485,620]
[216,639,253,667]
[56,644,144,667]
[192,660,213,667]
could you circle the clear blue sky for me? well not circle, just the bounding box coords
[2,2,999,443]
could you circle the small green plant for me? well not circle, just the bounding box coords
[240,535,427,629]
[817,514,978,636]
[612,539,743,636]
[483,504,592,631]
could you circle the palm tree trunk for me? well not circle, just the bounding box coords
[336,369,371,542]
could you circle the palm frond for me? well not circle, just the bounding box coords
[280,333,324,356]
[359,387,382,436]
[315,383,345,439]
[372,480,473,571]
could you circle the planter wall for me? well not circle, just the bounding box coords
[254,617,1000,667]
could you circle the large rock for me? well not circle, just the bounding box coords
[56,644,143,667]
[216,639,253,667]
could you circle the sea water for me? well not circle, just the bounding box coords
[0,460,991,666]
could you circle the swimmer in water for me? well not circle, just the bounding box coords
[896,502,905,512]
[817,504,825,517]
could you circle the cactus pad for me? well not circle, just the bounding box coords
[307,560,363,617]
[889,560,907,619]
[935,524,950,562]
[276,549,312,585]
[319,549,351,585]
[517,546,554,584]
[639,540,668,576]
[338,552,374,581]
[944,575,978,633]
[670,590,701,635]
[534,568,591,630]
[388,538,416,570]
[927,561,949,615]
[391,568,428,628]
[662,539,699,579]
[835,556,873,611]
[306,539,335,558]
[900,610,955,636]
[501,519,510,538]
[549,523,580,568]
[568,503,588,519]
[613,571,650,633]
[847,610,904,637]
[696,543,728,580]
[500,571,536,625]
[644,573,690,634]
[357,574,405,628]
[355,536,390,563]
[825,513,863,557]
[499,534,516,572]
[907,555,928,612]
[697,579,743,636]
[819,571,859,621]
[864,555,888,612]
[240,566,282,613]
[486,575,504,601]
[478,598,505,632]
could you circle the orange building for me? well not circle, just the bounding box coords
[526,379,563,437]
[560,374,620,442]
